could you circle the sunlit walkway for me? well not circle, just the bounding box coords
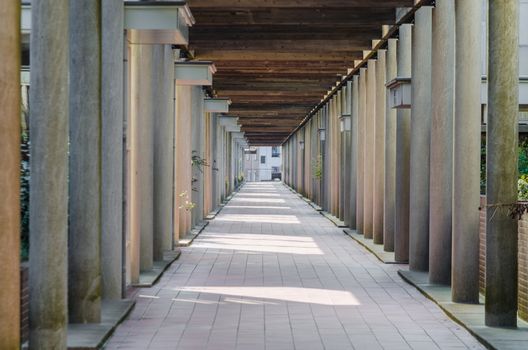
[105,183,484,350]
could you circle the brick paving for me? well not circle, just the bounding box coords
[105,182,485,350]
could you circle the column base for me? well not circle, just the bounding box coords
[321,211,347,228]
[343,229,397,264]
[132,249,181,287]
[284,184,323,211]
[178,221,209,247]
[205,208,221,220]
[22,299,135,350]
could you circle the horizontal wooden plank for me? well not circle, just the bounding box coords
[190,25,380,40]
[190,39,369,52]
[191,8,395,26]
[188,0,412,8]
[196,50,360,61]
[186,0,407,144]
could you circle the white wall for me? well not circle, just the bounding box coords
[244,146,282,181]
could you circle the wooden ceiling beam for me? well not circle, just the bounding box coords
[190,24,381,33]
[233,112,308,117]
[188,0,412,8]
[217,90,328,97]
[190,39,369,52]
[232,104,312,111]
[191,8,395,26]
[196,50,359,61]
[214,80,337,87]
[240,120,302,124]
[187,0,407,139]
[213,60,351,67]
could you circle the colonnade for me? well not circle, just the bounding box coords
[0,1,246,347]
[283,0,521,327]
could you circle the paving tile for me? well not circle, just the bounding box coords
[105,183,485,350]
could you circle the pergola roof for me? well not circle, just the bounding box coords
[188,0,413,145]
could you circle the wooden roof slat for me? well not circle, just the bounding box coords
[188,0,413,144]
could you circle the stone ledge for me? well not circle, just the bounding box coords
[398,269,528,350]
[131,249,181,287]
[20,299,135,350]
[205,208,220,220]
[320,211,347,227]
[301,196,323,211]
[178,221,209,247]
[343,228,397,264]
[68,299,135,349]
[284,184,344,222]
[205,201,227,220]
[284,184,323,211]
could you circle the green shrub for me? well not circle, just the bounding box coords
[20,126,29,261]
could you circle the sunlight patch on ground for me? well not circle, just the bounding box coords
[216,214,299,224]
[199,232,314,242]
[225,205,291,210]
[174,286,361,306]
[171,297,278,305]
[192,233,323,255]
[231,197,286,204]
[236,193,282,197]
[138,294,160,299]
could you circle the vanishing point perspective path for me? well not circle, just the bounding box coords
[105,182,484,350]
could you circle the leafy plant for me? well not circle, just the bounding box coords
[191,151,209,173]
[178,191,195,212]
[20,128,30,261]
[191,151,209,192]
[518,175,528,201]
[483,136,528,220]
[20,96,30,261]
[312,155,323,180]
[480,136,528,197]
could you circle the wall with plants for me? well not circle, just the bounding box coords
[480,134,528,200]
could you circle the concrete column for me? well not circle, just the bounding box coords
[198,88,205,221]
[374,50,386,244]
[336,94,342,218]
[101,0,124,300]
[384,38,398,252]
[323,106,330,211]
[349,76,359,229]
[129,44,141,284]
[357,68,367,234]
[364,60,376,239]
[211,115,218,207]
[0,3,20,347]
[191,86,203,228]
[305,123,308,192]
[153,46,175,261]
[174,85,192,241]
[330,100,336,214]
[139,45,154,272]
[343,85,351,226]
[340,91,347,222]
[429,0,455,285]
[318,112,324,206]
[409,6,433,272]
[29,0,69,346]
[304,123,311,197]
[395,24,412,263]
[485,0,519,327]
[452,0,481,303]
[68,0,102,323]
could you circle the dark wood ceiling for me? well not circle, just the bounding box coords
[188,0,413,145]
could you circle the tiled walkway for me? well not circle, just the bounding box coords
[105,182,484,350]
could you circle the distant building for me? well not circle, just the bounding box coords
[244,146,282,181]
